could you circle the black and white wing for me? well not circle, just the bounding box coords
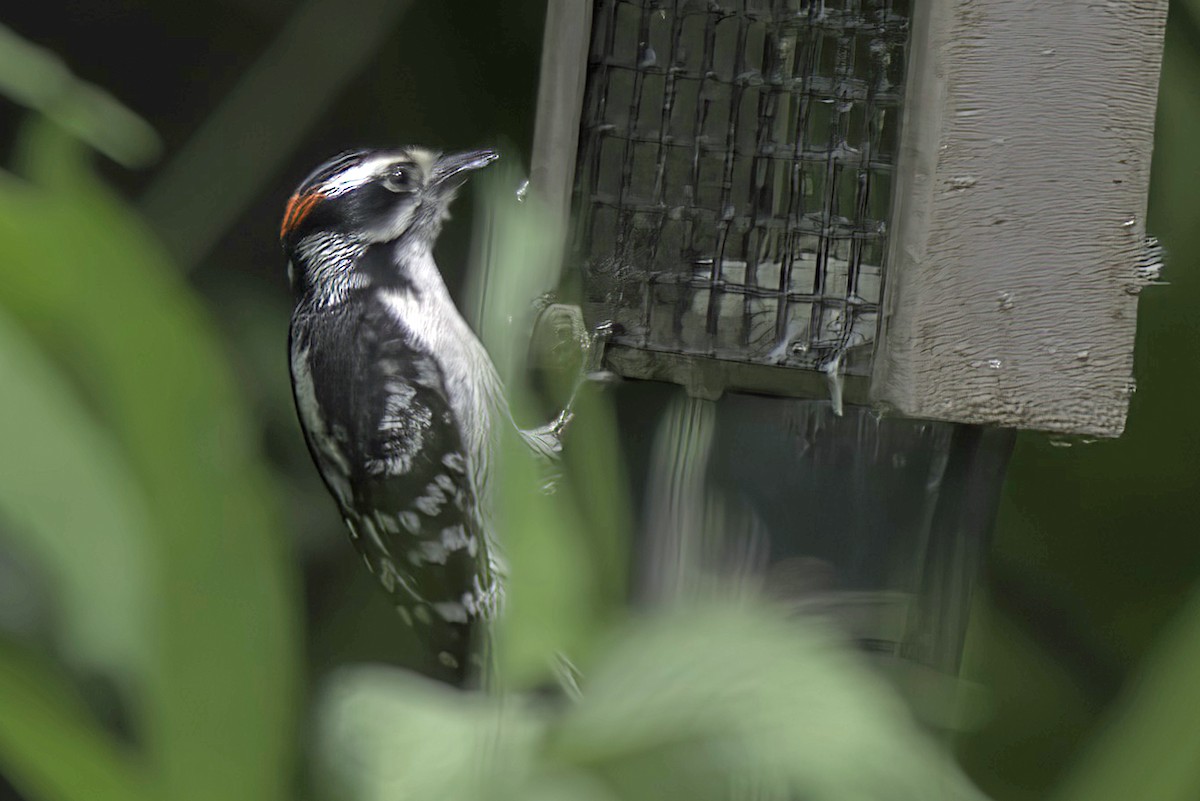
[289,298,495,682]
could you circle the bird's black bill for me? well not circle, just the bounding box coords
[432,149,499,186]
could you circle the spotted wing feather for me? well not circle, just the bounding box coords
[289,295,489,683]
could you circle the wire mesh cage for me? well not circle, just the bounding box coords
[534,0,1167,433]
[572,0,910,399]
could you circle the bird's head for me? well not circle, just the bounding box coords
[280,146,497,302]
[280,146,497,251]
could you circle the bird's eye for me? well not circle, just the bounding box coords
[382,165,417,193]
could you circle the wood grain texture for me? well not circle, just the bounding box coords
[871,0,1168,436]
[530,0,593,222]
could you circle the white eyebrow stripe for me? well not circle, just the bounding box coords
[409,148,437,181]
[320,155,397,196]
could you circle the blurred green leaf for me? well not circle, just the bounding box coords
[316,666,543,801]
[0,121,300,801]
[467,158,561,387]
[317,605,987,801]
[0,23,161,168]
[468,164,630,686]
[493,426,599,686]
[0,646,149,801]
[550,383,631,654]
[552,604,986,801]
[957,590,1095,800]
[0,306,152,691]
[1050,587,1200,801]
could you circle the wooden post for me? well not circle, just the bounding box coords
[529,0,593,227]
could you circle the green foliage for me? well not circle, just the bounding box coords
[317,605,987,801]
[0,23,160,168]
[3,9,1200,801]
[0,306,151,692]
[468,162,630,688]
[0,647,148,801]
[1051,589,1200,801]
[0,99,298,801]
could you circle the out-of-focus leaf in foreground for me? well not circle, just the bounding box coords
[0,121,300,801]
[0,647,149,801]
[0,307,151,689]
[551,605,988,801]
[1050,586,1200,801]
[468,161,630,687]
[316,603,986,801]
[0,23,161,168]
[317,666,544,801]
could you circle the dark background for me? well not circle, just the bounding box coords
[1,2,1198,800]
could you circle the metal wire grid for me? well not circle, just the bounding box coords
[573,0,909,378]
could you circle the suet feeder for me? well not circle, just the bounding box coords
[532,0,1168,437]
[527,0,1169,689]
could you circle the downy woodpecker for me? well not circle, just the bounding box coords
[281,146,505,685]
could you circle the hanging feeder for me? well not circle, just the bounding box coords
[531,0,1168,437]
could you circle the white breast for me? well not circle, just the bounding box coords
[377,269,505,513]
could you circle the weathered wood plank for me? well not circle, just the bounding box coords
[872,0,1168,436]
[529,0,593,223]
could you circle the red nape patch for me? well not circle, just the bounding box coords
[280,191,325,239]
